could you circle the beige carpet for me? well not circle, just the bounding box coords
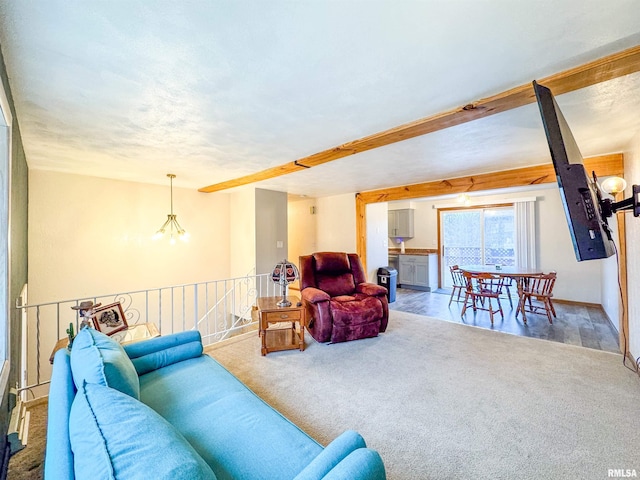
[8,312,639,480]
[7,398,46,480]
[209,311,640,480]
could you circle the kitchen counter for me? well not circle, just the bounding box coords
[389,249,437,256]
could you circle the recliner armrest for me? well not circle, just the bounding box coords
[356,282,387,297]
[302,287,331,304]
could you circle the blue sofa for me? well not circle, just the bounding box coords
[44,328,386,480]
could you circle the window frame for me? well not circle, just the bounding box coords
[438,202,515,288]
[0,75,13,390]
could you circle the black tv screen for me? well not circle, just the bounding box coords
[533,81,615,261]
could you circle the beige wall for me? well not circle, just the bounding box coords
[28,170,231,304]
[281,182,631,308]
[366,202,388,283]
[288,198,317,260]
[387,187,604,303]
[535,188,604,304]
[624,132,640,360]
[600,201,621,332]
[229,187,256,278]
[316,193,356,253]
[255,189,288,275]
[29,163,640,358]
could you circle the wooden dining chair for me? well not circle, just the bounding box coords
[515,272,557,324]
[448,265,466,306]
[461,271,505,324]
[484,264,514,308]
[500,276,514,308]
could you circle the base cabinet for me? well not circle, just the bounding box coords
[398,254,437,290]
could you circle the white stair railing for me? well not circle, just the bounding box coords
[15,272,277,399]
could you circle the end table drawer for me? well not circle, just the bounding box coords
[264,310,302,323]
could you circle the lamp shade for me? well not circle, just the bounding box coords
[271,260,299,308]
[271,260,299,285]
[600,176,627,195]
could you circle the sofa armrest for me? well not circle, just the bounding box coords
[123,330,203,376]
[301,287,331,304]
[322,448,386,480]
[356,282,387,297]
[44,349,76,480]
[293,431,366,480]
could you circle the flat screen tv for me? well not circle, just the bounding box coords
[532,80,615,261]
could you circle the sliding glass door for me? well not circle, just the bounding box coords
[440,206,515,287]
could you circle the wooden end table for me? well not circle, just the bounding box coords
[257,296,305,356]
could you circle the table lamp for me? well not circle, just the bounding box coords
[271,259,299,307]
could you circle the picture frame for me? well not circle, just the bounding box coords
[91,302,128,336]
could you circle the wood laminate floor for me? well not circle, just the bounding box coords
[389,287,620,353]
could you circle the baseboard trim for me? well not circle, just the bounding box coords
[551,298,601,308]
[203,329,257,353]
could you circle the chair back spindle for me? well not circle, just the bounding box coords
[448,265,466,306]
[516,272,557,324]
[460,271,505,324]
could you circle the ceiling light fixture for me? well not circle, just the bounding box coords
[153,174,189,244]
[457,193,471,206]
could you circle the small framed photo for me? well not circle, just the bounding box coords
[91,302,128,336]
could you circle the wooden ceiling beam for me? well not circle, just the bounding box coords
[355,153,623,204]
[199,45,640,193]
[355,153,623,273]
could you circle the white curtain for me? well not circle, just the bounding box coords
[514,200,536,269]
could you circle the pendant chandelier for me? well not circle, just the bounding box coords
[153,174,189,244]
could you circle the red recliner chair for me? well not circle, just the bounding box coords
[299,252,389,343]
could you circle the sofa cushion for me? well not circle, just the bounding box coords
[70,381,217,480]
[123,330,201,359]
[127,340,203,376]
[139,355,323,479]
[70,327,140,399]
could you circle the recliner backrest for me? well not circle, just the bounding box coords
[315,252,355,297]
[299,252,367,297]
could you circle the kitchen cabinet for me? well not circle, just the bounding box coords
[398,254,437,291]
[388,209,414,238]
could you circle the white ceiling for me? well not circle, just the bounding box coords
[1,1,640,198]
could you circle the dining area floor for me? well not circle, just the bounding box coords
[389,287,621,353]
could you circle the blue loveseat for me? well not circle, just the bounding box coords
[45,328,386,480]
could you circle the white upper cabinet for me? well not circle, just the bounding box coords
[388,209,414,238]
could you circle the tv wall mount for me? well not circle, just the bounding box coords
[594,172,640,218]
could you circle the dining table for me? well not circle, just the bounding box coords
[458,264,543,278]
[458,264,545,305]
